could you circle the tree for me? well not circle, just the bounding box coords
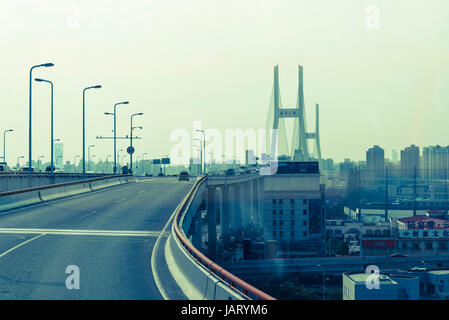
[337,241,349,255]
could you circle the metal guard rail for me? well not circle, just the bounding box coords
[173,176,276,300]
[0,174,132,197]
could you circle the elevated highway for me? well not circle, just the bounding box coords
[0,177,193,299]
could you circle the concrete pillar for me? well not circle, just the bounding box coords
[241,182,249,228]
[233,184,242,231]
[191,212,202,249]
[257,177,264,231]
[221,185,230,236]
[207,187,217,260]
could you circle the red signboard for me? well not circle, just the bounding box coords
[362,239,396,249]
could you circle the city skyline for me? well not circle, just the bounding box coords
[0,1,448,165]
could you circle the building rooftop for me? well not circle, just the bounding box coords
[346,272,396,285]
[428,270,449,275]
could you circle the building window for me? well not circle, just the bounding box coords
[402,242,407,249]
[273,231,277,237]
[412,243,420,250]
[303,209,307,215]
[272,210,276,215]
[291,210,295,215]
[291,220,295,226]
[279,199,283,204]
[273,220,277,226]
[279,221,284,226]
[290,199,295,205]
[303,231,307,237]
[303,220,307,226]
[291,231,295,238]
[425,242,433,250]
[279,210,283,215]
[303,199,307,204]
[272,199,276,204]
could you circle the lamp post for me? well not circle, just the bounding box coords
[91,155,96,172]
[130,113,143,174]
[105,101,129,175]
[82,85,102,179]
[29,62,54,186]
[2,129,13,164]
[196,129,206,174]
[193,145,201,175]
[74,155,80,173]
[35,78,55,176]
[17,155,24,168]
[194,138,202,174]
[37,155,44,171]
[88,145,95,171]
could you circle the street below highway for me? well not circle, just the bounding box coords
[0,177,194,299]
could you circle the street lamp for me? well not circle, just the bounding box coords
[196,129,206,174]
[193,145,201,175]
[88,144,95,171]
[194,138,202,174]
[37,155,44,171]
[105,101,129,175]
[35,78,55,176]
[130,112,143,174]
[17,155,24,168]
[91,154,96,172]
[29,62,54,186]
[74,155,80,173]
[2,129,13,164]
[82,84,102,178]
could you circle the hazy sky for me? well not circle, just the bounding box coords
[0,0,448,166]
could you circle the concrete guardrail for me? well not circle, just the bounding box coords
[167,176,276,300]
[0,175,133,212]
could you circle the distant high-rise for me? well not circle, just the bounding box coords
[55,143,63,168]
[422,145,449,179]
[400,145,420,179]
[366,145,385,178]
[392,149,398,163]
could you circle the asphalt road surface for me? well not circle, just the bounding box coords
[0,177,194,299]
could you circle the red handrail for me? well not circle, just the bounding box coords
[173,176,276,300]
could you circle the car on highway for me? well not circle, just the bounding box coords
[225,168,235,176]
[178,171,189,181]
[19,167,34,172]
[390,253,408,258]
[0,163,10,172]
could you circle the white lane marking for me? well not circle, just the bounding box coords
[115,197,127,204]
[0,228,169,237]
[0,234,45,259]
[151,201,183,300]
[79,210,97,219]
[138,190,145,194]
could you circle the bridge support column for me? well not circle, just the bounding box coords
[220,185,230,236]
[256,177,263,230]
[240,182,249,228]
[191,211,202,249]
[233,184,242,231]
[207,187,217,260]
